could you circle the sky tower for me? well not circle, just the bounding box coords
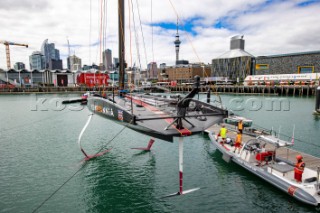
[174,18,181,65]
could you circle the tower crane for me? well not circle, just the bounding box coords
[0,40,28,69]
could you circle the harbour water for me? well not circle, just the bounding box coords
[0,93,319,212]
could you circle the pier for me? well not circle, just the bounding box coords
[0,84,318,96]
[170,85,318,97]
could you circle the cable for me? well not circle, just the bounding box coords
[151,0,154,63]
[168,0,202,64]
[32,163,86,213]
[99,0,103,68]
[136,0,148,70]
[128,0,133,70]
[89,0,92,65]
[32,119,132,212]
[130,0,142,74]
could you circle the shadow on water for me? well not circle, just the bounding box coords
[205,146,320,213]
[313,115,320,121]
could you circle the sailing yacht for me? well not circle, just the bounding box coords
[86,0,228,142]
[80,0,228,196]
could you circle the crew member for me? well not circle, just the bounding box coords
[219,124,227,144]
[238,120,243,134]
[234,131,242,153]
[294,155,305,183]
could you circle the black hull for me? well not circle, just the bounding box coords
[87,96,227,142]
[87,97,176,141]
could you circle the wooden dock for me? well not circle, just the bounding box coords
[205,124,320,170]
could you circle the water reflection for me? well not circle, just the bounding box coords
[81,150,157,212]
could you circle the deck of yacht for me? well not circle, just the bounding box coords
[205,124,320,170]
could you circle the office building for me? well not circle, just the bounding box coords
[14,62,25,70]
[67,55,82,71]
[103,49,112,71]
[29,51,46,70]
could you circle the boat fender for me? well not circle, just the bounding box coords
[226,138,234,146]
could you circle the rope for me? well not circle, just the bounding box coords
[136,0,148,71]
[128,0,133,70]
[32,119,132,212]
[99,0,104,69]
[103,0,108,69]
[151,0,154,63]
[130,0,142,75]
[32,163,86,213]
[89,0,92,65]
[168,0,201,64]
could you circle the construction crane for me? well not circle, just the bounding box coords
[0,40,28,69]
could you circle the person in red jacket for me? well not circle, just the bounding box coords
[294,155,305,183]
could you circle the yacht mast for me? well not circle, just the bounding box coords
[118,0,125,90]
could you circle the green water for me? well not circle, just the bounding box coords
[0,94,319,212]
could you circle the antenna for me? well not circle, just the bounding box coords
[67,37,71,57]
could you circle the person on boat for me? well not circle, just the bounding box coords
[237,120,243,134]
[219,124,227,144]
[234,131,242,153]
[294,155,305,183]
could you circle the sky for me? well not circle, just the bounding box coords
[0,0,320,70]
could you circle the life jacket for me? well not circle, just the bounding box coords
[235,134,242,144]
[294,162,305,174]
[220,128,227,138]
[238,122,243,130]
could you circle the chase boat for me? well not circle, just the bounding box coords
[208,128,320,206]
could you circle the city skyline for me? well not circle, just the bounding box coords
[1,0,320,70]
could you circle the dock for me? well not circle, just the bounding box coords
[0,84,318,97]
[205,124,320,170]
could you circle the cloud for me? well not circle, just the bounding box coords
[0,0,49,11]
[0,0,319,70]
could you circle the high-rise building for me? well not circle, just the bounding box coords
[103,49,112,71]
[49,59,63,70]
[41,39,61,69]
[147,62,158,79]
[67,55,82,71]
[29,51,46,70]
[14,62,25,70]
[113,57,119,69]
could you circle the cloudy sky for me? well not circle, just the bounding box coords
[0,0,319,70]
